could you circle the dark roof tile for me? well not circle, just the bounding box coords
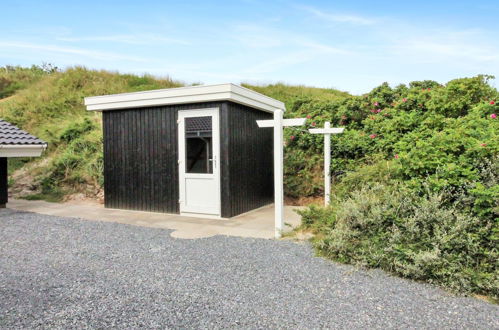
[0,119,46,145]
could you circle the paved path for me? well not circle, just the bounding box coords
[7,199,303,239]
[1,209,497,329]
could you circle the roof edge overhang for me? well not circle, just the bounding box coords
[84,83,285,113]
[0,144,47,157]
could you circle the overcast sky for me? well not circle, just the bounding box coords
[1,0,499,94]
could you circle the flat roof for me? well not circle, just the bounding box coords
[84,83,285,113]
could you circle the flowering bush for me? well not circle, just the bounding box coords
[288,75,499,298]
[285,75,498,219]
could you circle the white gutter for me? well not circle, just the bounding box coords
[0,144,48,157]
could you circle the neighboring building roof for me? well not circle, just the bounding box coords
[0,119,46,145]
[84,83,285,113]
[0,119,47,157]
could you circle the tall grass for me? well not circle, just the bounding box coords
[243,82,349,112]
[0,66,183,200]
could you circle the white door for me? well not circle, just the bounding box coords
[178,108,220,216]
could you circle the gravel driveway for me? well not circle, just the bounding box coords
[1,209,497,329]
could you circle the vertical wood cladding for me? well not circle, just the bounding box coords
[103,102,223,213]
[102,101,273,217]
[0,158,7,207]
[220,102,274,217]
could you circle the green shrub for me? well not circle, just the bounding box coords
[282,74,498,220]
[59,118,95,142]
[304,183,498,299]
[426,75,496,117]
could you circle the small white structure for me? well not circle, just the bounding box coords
[309,122,344,206]
[257,111,306,238]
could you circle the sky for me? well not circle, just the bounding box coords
[1,0,499,94]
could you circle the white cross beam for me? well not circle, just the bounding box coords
[257,110,306,238]
[309,122,345,206]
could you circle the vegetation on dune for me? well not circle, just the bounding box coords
[0,65,182,200]
[242,82,349,111]
[0,64,58,99]
[292,75,498,300]
[1,65,497,299]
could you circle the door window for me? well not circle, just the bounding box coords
[185,116,213,174]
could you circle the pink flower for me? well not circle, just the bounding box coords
[491,113,497,119]
[427,88,431,91]
[394,154,399,159]
[402,98,407,102]
[290,135,295,141]
[369,134,377,139]
[306,115,312,119]
[374,102,379,106]
[376,109,381,113]
[490,101,495,105]
[480,143,487,147]
[311,122,316,127]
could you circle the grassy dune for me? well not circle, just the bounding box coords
[0,66,182,200]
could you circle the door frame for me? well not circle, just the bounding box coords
[178,108,221,217]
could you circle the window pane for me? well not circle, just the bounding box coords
[185,117,213,174]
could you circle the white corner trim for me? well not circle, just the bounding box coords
[0,144,47,157]
[84,83,285,113]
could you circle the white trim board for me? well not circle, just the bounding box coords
[309,127,345,134]
[84,83,285,113]
[0,144,47,157]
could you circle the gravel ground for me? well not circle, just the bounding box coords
[0,209,498,329]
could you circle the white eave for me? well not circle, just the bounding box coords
[0,144,47,157]
[84,83,285,113]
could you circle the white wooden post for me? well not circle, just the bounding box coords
[274,109,284,237]
[324,122,331,206]
[257,112,306,238]
[309,124,344,207]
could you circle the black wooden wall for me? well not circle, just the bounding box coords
[220,102,273,217]
[102,101,273,217]
[0,158,7,207]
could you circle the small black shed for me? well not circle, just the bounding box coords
[85,84,284,218]
[0,119,47,207]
